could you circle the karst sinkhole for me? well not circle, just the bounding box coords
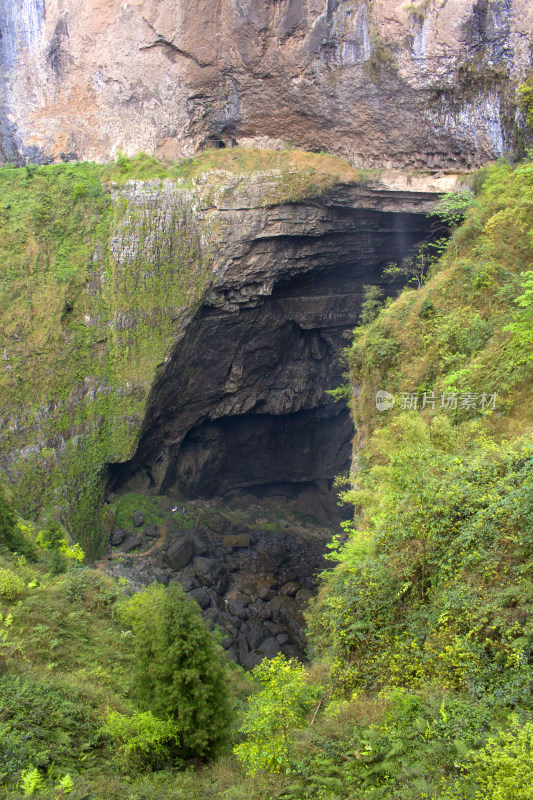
[108,206,435,522]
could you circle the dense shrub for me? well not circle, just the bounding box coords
[0,568,24,601]
[234,655,320,775]
[0,675,100,779]
[119,583,232,759]
[101,709,180,772]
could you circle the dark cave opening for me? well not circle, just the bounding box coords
[108,206,435,520]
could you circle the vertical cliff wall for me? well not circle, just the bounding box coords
[0,151,458,551]
[0,0,531,168]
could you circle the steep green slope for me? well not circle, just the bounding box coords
[297,158,533,798]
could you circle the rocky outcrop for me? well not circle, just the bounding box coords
[1,0,531,168]
[102,498,331,668]
[108,172,441,516]
[0,156,458,550]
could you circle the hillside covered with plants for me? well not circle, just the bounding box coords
[0,155,532,800]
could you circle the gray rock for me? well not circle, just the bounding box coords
[151,568,171,586]
[226,646,239,664]
[175,572,196,592]
[214,569,230,595]
[238,632,250,664]
[247,621,270,650]
[120,533,143,552]
[132,512,145,528]
[256,578,276,600]
[296,589,313,604]
[110,528,127,546]
[256,637,281,659]
[265,622,286,637]
[279,581,300,597]
[193,556,229,594]
[247,601,272,621]
[190,532,208,556]
[267,595,306,648]
[164,537,194,570]
[189,587,211,609]
[225,597,249,619]
[192,556,217,584]
[144,523,158,538]
[158,497,173,512]
[221,636,234,650]
[281,643,304,659]
[243,651,264,670]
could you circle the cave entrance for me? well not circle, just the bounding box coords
[108,207,435,522]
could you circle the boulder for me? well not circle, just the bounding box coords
[164,536,194,571]
[243,651,264,670]
[238,632,250,664]
[255,578,276,600]
[295,588,313,605]
[224,596,249,619]
[132,511,145,528]
[151,568,171,586]
[158,496,173,512]
[190,531,208,556]
[110,528,127,546]
[247,621,270,650]
[193,556,229,593]
[188,587,211,609]
[256,637,281,659]
[174,571,196,592]
[120,533,143,552]
[144,523,158,538]
[247,601,272,621]
[226,645,239,664]
[281,643,305,660]
[279,581,300,597]
[265,621,286,637]
[268,595,306,648]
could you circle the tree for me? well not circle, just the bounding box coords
[234,655,320,775]
[504,270,533,359]
[359,284,385,325]
[0,481,34,559]
[119,583,232,759]
[430,190,473,253]
[35,521,84,574]
[383,241,435,289]
[0,481,17,551]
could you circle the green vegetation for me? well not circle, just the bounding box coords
[119,583,232,760]
[1,153,533,799]
[234,656,320,775]
[518,76,533,129]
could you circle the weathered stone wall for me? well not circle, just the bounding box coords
[0,158,453,552]
[1,0,531,168]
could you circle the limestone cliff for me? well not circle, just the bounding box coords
[0,150,459,553]
[0,0,531,169]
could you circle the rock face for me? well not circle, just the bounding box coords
[0,158,454,542]
[0,0,531,168]
[109,179,436,516]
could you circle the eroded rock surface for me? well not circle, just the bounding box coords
[1,0,531,168]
